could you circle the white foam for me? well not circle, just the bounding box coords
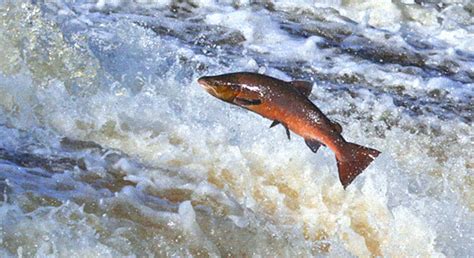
[0,1,472,257]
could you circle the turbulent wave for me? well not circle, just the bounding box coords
[0,1,472,257]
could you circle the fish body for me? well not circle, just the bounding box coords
[198,72,380,188]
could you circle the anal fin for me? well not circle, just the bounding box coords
[305,139,324,153]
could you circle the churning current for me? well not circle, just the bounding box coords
[0,1,473,257]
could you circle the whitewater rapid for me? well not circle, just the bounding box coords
[0,1,472,257]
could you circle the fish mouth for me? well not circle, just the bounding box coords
[198,76,237,102]
[197,77,211,88]
[198,77,218,95]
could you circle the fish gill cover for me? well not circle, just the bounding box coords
[0,0,472,257]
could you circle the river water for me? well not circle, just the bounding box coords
[0,1,472,257]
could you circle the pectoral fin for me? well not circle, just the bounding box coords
[290,81,313,97]
[234,98,262,106]
[305,139,324,153]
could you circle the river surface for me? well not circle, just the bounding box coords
[0,1,473,257]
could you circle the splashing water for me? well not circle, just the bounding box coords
[0,1,472,257]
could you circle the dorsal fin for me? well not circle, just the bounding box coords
[331,120,343,134]
[290,81,313,97]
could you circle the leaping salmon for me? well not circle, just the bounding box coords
[198,72,380,188]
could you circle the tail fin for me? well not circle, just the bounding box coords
[336,142,381,188]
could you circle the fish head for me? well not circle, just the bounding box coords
[198,73,266,106]
[198,75,242,103]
